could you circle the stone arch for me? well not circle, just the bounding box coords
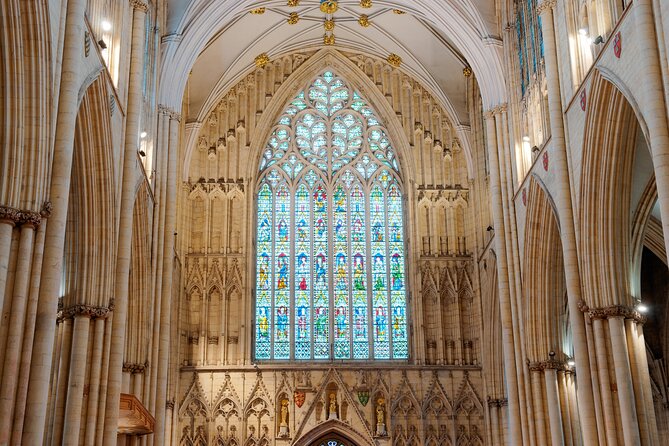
[245,49,416,183]
[125,183,152,364]
[293,420,373,446]
[158,0,506,112]
[579,71,647,308]
[62,74,116,309]
[523,177,569,362]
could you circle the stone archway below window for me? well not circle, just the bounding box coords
[310,433,357,446]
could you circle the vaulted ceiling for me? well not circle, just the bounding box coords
[163,0,504,125]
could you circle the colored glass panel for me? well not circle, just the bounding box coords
[350,183,369,359]
[254,71,408,361]
[255,184,273,359]
[274,184,291,359]
[295,184,312,359]
[313,183,330,359]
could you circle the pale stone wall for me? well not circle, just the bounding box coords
[176,368,486,446]
[174,50,490,445]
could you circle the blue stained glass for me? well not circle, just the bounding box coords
[516,0,544,97]
[255,72,408,361]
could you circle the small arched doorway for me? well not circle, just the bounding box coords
[311,433,357,446]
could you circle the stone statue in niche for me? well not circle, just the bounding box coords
[375,397,387,436]
[279,398,290,437]
[328,393,338,420]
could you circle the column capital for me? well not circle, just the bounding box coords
[130,0,149,13]
[584,303,646,324]
[529,359,571,371]
[483,103,508,119]
[158,105,182,122]
[122,362,148,374]
[0,204,49,228]
[487,397,508,408]
[58,302,114,322]
[536,0,556,16]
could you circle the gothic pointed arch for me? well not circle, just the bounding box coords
[523,177,569,362]
[247,49,415,181]
[292,420,374,446]
[253,68,409,361]
[580,71,646,308]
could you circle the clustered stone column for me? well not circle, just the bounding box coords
[483,108,523,445]
[22,0,89,442]
[103,1,149,443]
[535,0,598,443]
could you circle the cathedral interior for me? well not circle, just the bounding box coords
[1,0,669,445]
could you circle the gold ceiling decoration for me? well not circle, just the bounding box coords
[387,53,402,68]
[320,0,338,14]
[392,9,406,14]
[360,0,372,8]
[463,67,473,77]
[324,19,335,31]
[255,53,270,68]
[324,34,335,45]
[358,14,370,27]
[287,0,300,6]
[250,7,266,14]
[288,12,300,24]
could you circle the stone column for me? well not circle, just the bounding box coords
[529,365,548,445]
[494,107,533,445]
[536,1,598,443]
[22,0,87,441]
[103,1,148,444]
[488,401,501,446]
[61,314,91,445]
[632,321,659,445]
[145,108,170,416]
[153,110,180,446]
[483,111,523,445]
[11,216,47,445]
[544,367,565,446]
[635,0,669,265]
[0,216,16,312]
[0,221,36,442]
[591,317,617,444]
[608,316,641,445]
[84,317,107,445]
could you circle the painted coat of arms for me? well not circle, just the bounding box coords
[357,390,370,406]
[294,390,306,408]
[613,32,622,58]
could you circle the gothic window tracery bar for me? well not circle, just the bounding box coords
[254,71,408,361]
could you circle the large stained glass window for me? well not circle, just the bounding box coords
[255,71,408,361]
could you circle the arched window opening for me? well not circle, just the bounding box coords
[255,71,408,361]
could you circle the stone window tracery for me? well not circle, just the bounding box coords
[254,71,408,361]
